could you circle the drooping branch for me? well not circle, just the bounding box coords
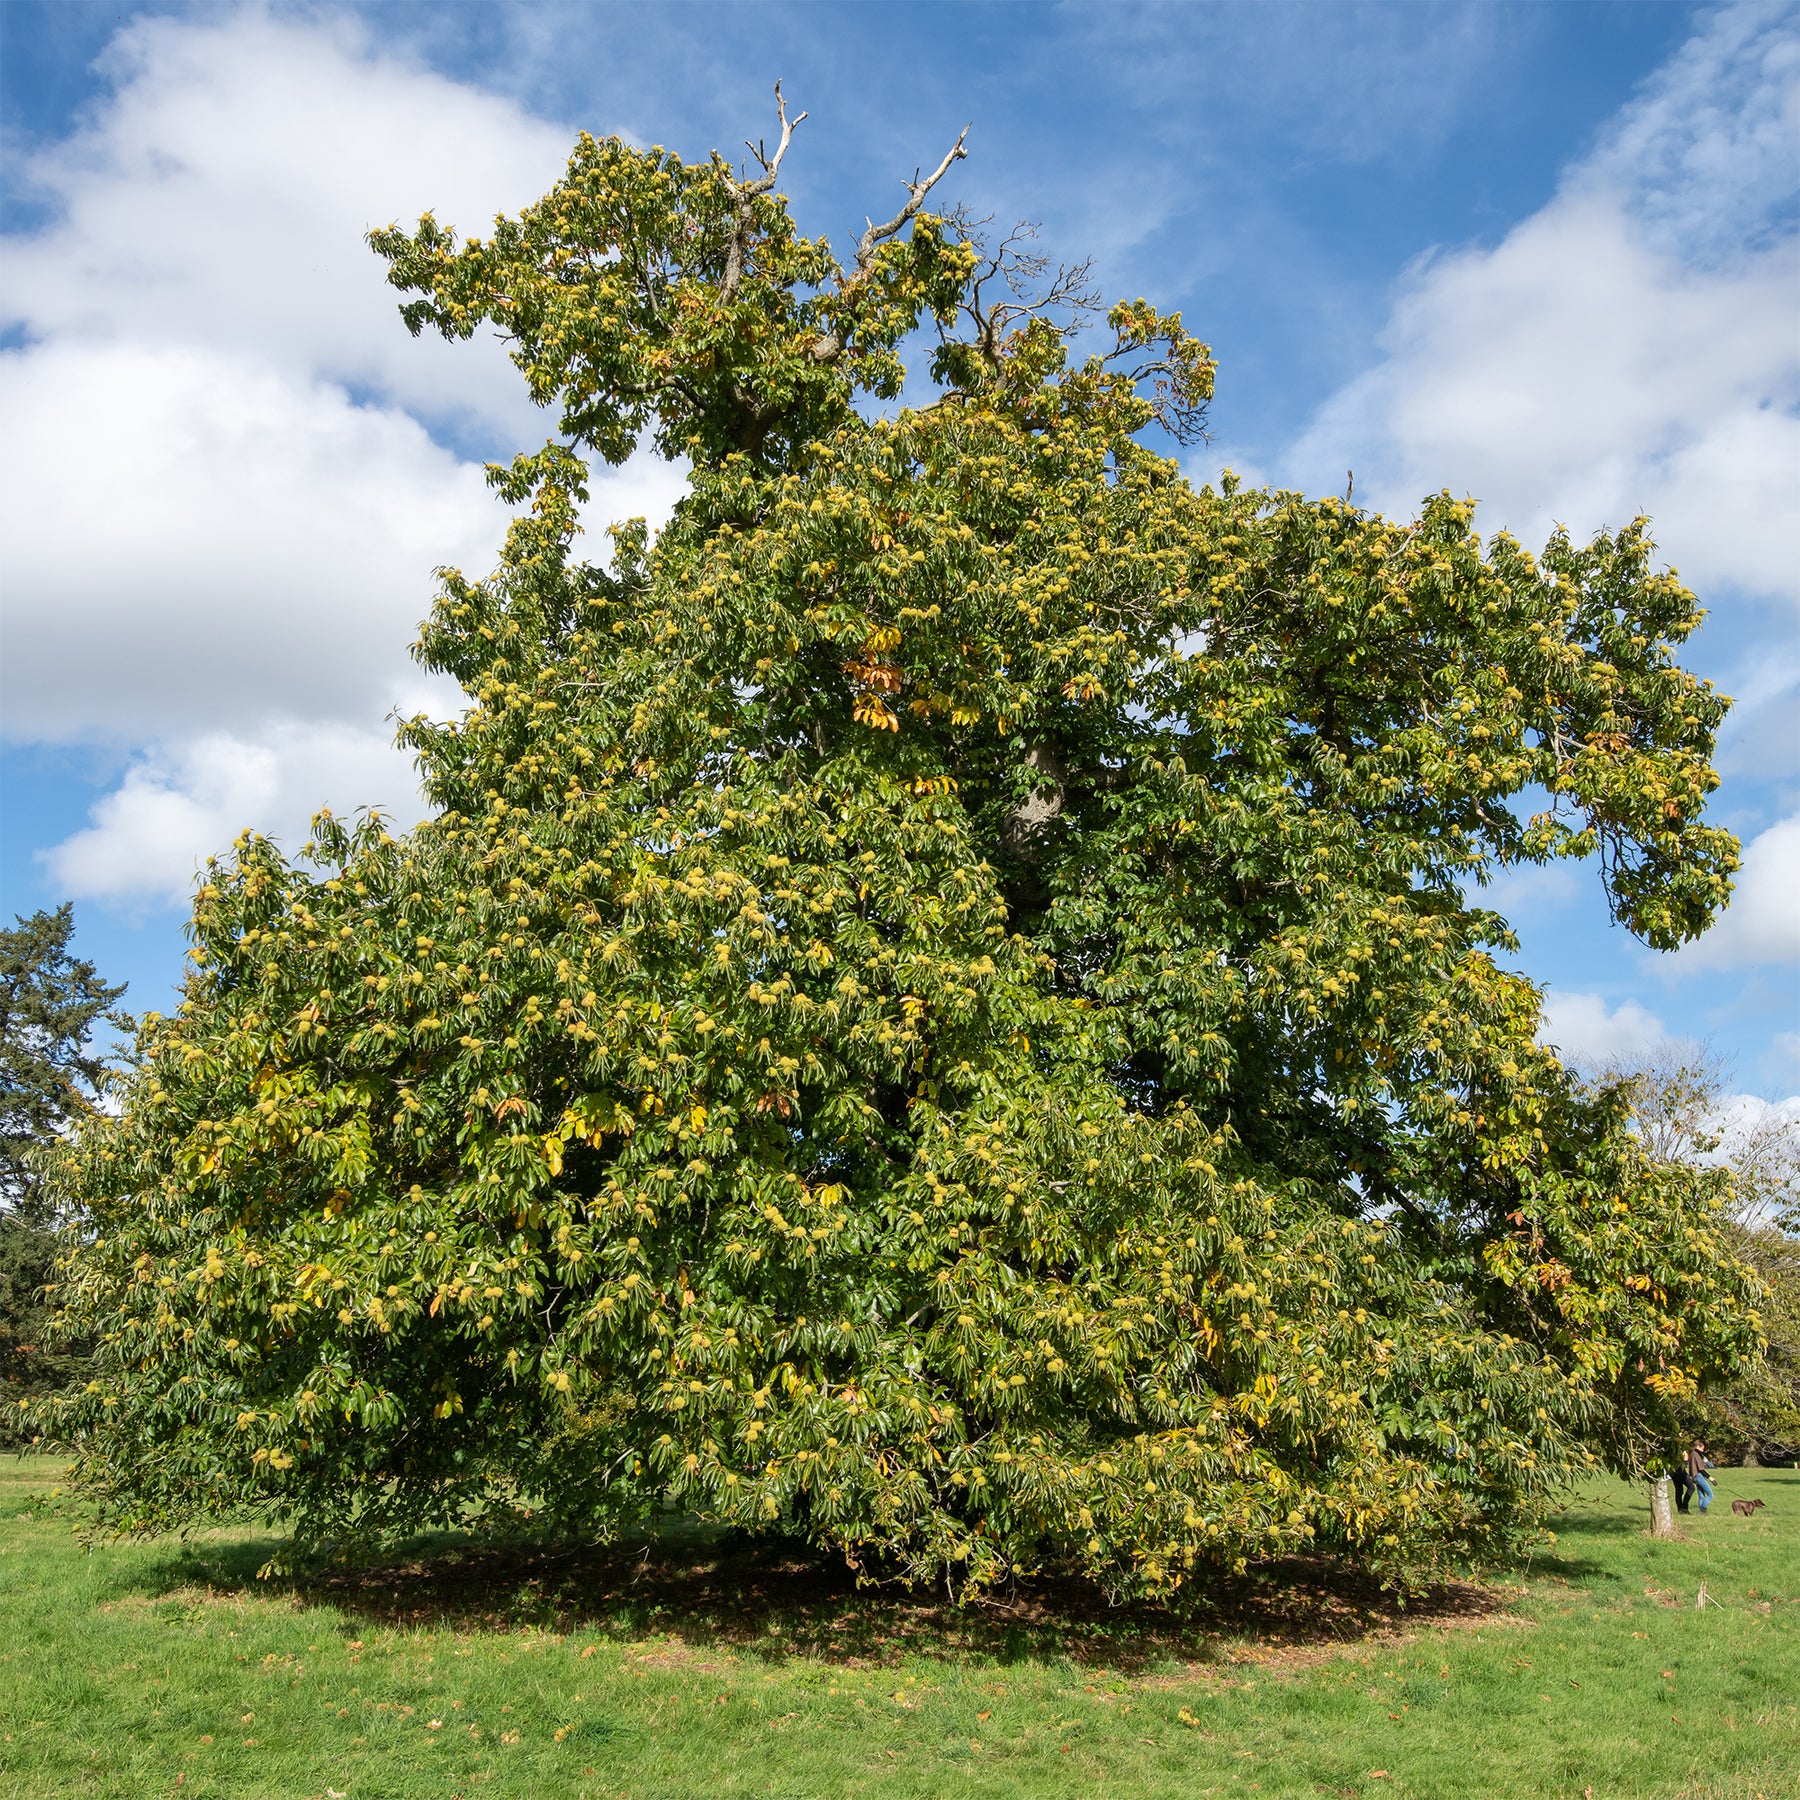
[810,123,971,364]
[722,82,807,302]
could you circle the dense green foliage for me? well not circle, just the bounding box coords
[1,906,124,1444]
[40,112,1759,1596]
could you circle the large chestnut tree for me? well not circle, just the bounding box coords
[43,100,1758,1598]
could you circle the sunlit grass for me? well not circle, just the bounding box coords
[1,1457,1794,1798]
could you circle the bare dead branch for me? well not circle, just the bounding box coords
[722,82,808,302]
[743,80,806,185]
[941,217,1101,366]
[810,122,971,364]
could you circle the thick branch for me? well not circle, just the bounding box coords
[848,126,971,285]
[1001,742,1068,855]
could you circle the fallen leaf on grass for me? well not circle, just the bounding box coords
[976,1710,991,1722]
[1369,1775,1390,1782]
[1569,1679,1582,1688]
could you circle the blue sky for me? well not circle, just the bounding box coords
[1,0,1795,1102]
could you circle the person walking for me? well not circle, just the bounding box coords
[1685,1441,1714,1514]
[1672,1452,1695,1515]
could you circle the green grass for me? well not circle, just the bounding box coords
[1,1458,1794,1799]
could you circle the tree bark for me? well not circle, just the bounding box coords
[1000,742,1067,853]
[1649,1477,1675,1538]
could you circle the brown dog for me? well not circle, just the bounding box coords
[1731,1498,1766,1516]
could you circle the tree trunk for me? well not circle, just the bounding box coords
[1649,1477,1675,1538]
[1742,1445,1761,1468]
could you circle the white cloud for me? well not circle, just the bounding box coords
[0,339,682,745]
[39,722,425,910]
[2,8,571,440]
[1584,0,1800,264]
[1537,990,1670,1066]
[0,340,486,742]
[1712,1090,1800,1140]
[1714,640,1800,779]
[1284,0,1800,610]
[0,12,684,905]
[1189,449,1276,497]
[1673,813,1800,971]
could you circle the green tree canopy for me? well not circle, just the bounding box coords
[43,104,1758,1597]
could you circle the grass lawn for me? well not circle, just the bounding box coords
[0,1457,1794,1799]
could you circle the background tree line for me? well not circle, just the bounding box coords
[1,905,125,1445]
[1590,1040,1799,1467]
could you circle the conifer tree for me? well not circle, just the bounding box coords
[3,906,124,1441]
